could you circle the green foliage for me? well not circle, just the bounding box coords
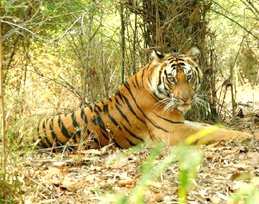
[2,0,124,121]
[0,170,22,203]
[3,0,258,124]
[99,133,259,204]
[176,143,203,204]
[99,143,203,204]
[239,47,259,84]
[209,0,259,85]
[228,184,259,204]
[129,144,166,203]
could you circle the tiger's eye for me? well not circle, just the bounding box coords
[168,76,176,83]
[187,75,192,81]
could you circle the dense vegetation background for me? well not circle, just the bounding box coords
[2,0,259,131]
[0,0,259,202]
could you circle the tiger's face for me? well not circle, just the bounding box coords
[151,47,203,114]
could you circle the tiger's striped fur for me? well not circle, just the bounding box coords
[35,47,252,149]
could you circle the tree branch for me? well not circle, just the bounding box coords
[246,0,259,15]
[211,9,259,41]
[2,20,52,43]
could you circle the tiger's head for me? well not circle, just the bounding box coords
[150,47,203,114]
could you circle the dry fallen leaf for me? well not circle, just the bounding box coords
[230,172,252,181]
[78,149,101,155]
[85,174,97,182]
[111,161,127,168]
[118,179,135,187]
[99,182,113,190]
[216,192,229,201]
[52,161,68,167]
[45,166,64,176]
[254,131,259,140]
[153,193,164,202]
[47,179,60,186]
[60,180,78,192]
[146,180,162,188]
[210,196,221,204]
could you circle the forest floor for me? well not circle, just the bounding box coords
[4,84,259,203]
[5,116,259,204]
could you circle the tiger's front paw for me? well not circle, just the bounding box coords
[189,129,253,145]
[229,131,253,144]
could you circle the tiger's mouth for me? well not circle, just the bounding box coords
[159,95,193,114]
[175,98,193,113]
[177,103,192,112]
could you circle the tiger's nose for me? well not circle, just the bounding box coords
[181,98,190,103]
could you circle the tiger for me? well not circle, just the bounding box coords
[35,47,252,150]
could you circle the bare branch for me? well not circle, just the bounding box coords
[246,0,259,15]
[32,70,83,101]
[240,0,259,17]
[2,20,52,43]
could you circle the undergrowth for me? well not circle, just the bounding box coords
[99,142,203,204]
[99,128,259,204]
[1,124,259,203]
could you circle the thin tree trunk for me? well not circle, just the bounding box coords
[0,1,6,178]
[230,35,246,121]
[155,0,160,48]
[132,2,137,75]
[82,8,94,108]
[120,4,125,84]
[101,32,109,99]
[79,5,95,149]
[209,40,218,120]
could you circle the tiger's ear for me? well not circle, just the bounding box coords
[186,47,200,60]
[151,49,164,62]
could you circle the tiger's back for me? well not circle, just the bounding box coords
[37,78,145,149]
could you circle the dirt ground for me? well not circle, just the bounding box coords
[10,116,258,204]
[17,142,259,204]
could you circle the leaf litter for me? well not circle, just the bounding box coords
[7,117,259,203]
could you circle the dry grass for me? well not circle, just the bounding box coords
[2,134,259,203]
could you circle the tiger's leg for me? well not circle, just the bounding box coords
[155,121,253,145]
[184,121,253,145]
